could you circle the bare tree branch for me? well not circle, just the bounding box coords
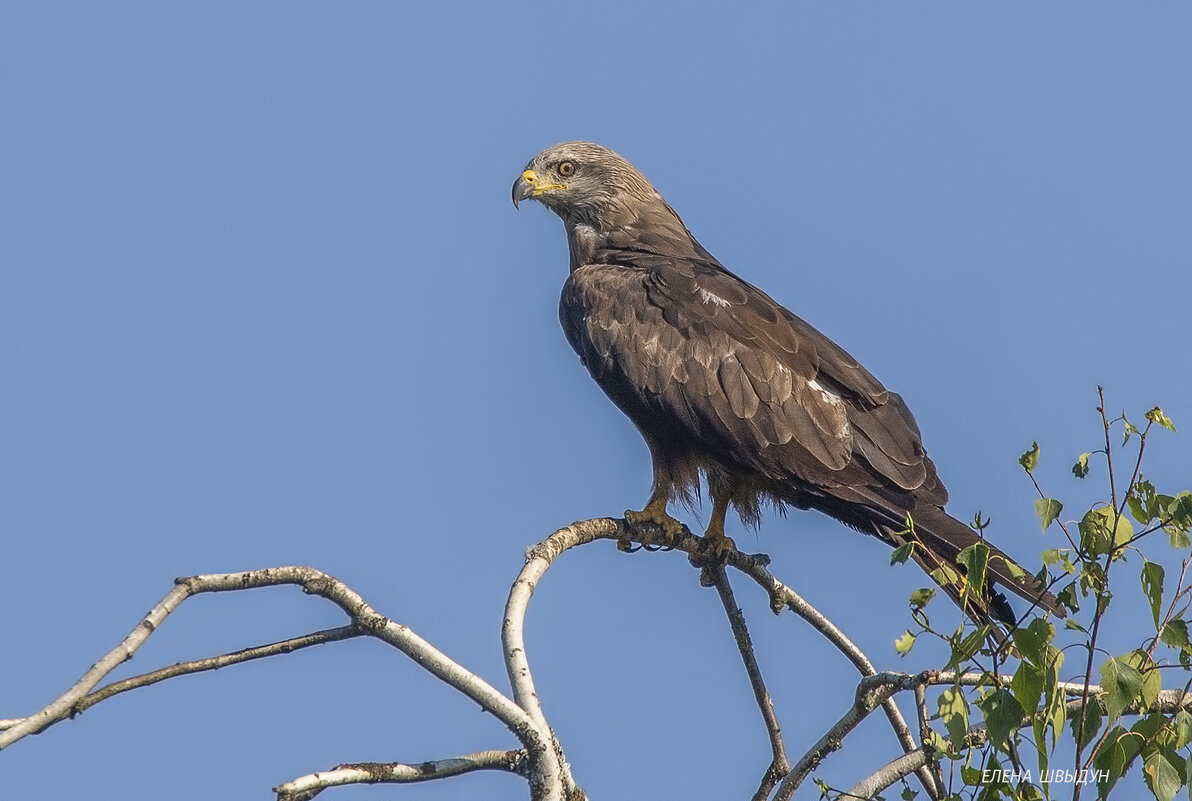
[0,567,566,798]
[13,521,1106,800]
[710,534,939,799]
[851,728,988,800]
[0,625,361,732]
[274,749,528,800]
[707,564,790,801]
[511,518,938,799]
[775,671,938,800]
[914,681,945,794]
[0,580,192,747]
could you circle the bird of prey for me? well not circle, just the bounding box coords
[512,141,1062,626]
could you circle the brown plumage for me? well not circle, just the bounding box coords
[513,141,1063,627]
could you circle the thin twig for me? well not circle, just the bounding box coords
[1074,390,1122,796]
[914,681,945,793]
[707,564,790,801]
[0,625,361,732]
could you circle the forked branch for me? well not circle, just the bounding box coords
[2,518,975,800]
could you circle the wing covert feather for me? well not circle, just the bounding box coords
[561,261,936,497]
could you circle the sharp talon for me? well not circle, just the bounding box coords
[695,533,737,565]
[624,506,686,547]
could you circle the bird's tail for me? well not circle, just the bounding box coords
[896,505,1065,629]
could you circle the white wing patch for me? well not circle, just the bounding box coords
[809,379,851,439]
[698,287,731,307]
[808,378,843,407]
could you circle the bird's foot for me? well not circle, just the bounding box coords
[623,506,686,550]
[695,531,738,564]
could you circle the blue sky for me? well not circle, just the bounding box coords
[2,3,1189,799]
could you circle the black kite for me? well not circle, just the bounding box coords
[513,141,1062,626]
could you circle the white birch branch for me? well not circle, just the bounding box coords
[10,519,1082,800]
[775,671,933,800]
[0,567,566,798]
[273,749,528,800]
[0,625,361,732]
[850,728,988,800]
[510,518,936,799]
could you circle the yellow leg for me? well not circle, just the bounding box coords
[625,488,685,543]
[700,490,738,561]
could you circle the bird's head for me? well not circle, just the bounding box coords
[511,142,659,228]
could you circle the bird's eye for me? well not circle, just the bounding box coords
[557,161,575,177]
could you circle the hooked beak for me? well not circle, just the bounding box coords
[512,170,536,209]
[511,169,565,209]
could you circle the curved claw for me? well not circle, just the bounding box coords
[696,532,738,564]
[624,506,686,546]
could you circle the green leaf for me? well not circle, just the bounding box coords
[1072,452,1090,478]
[977,688,1025,750]
[1070,697,1103,750]
[895,630,916,656]
[1176,709,1192,749]
[937,686,969,747]
[996,556,1027,582]
[1169,492,1192,530]
[909,588,935,609]
[1128,496,1150,526]
[960,765,983,786]
[1142,561,1166,630]
[1011,661,1044,716]
[1012,618,1056,668]
[1146,406,1177,433]
[1167,527,1192,550]
[1034,498,1063,532]
[944,626,990,672]
[1126,651,1161,710]
[929,563,961,589]
[1161,619,1192,653]
[1144,748,1182,801]
[1057,581,1081,613]
[1124,417,1140,445]
[901,786,917,801]
[1019,441,1040,473]
[1101,656,1145,722]
[1093,725,1138,797]
[1081,562,1108,596]
[956,542,990,599]
[1019,781,1045,801]
[1031,716,1051,796]
[890,541,915,565]
[1079,506,1134,556]
[1130,479,1160,524]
